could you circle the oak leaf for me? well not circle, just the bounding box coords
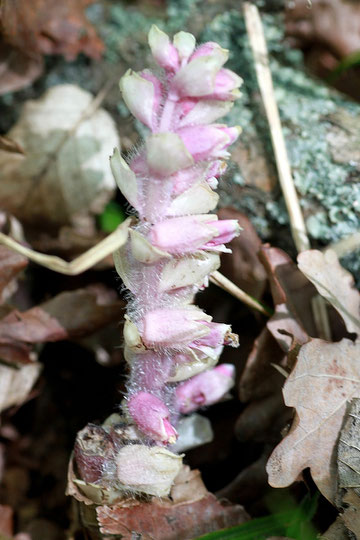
[266,338,360,502]
[298,249,360,336]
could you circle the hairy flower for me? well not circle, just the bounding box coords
[113,25,242,456]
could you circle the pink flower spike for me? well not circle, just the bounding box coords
[205,219,241,246]
[128,391,178,444]
[148,25,179,71]
[175,364,235,414]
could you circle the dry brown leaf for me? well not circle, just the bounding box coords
[0,0,103,60]
[341,490,360,538]
[0,504,13,536]
[338,398,360,498]
[298,249,360,336]
[170,466,208,504]
[267,338,360,502]
[0,362,41,413]
[96,493,248,539]
[0,308,66,345]
[259,245,317,336]
[239,328,284,402]
[0,43,43,95]
[41,285,125,338]
[0,84,119,228]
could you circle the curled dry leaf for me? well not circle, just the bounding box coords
[298,249,360,336]
[267,338,360,502]
[0,85,118,228]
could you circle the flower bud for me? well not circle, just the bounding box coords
[150,215,240,255]
[176,364,235,414]
[177,124,241,161]
[148,25,179,71]
[127,391,178,444]
[142,307,212,347]
[210,68,243,101]
[171,46,228,97]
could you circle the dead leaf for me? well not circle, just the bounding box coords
[0,43,43,95]
[0,85,119,228]
[0,362,41,413]
[96,493,248,539]
[321,515,349,540]
[217,448,271,504]
[239,328,284,402]
[170,466,208,504]
[0,308,66,344]
[41,285,125,338]
[338,398,360,498]
[0,246,27,304]
[298,249,360,336]
[267,338,360,502]
[341,490,360,538]
[236,392,291,443]
[0,504,13,536]
[217,207,267,299]
[0,0,103,60]
[259,245,317,336]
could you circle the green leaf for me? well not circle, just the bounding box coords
[194,511,303,540]
[194,493,320,540]
[98,201,126,232]
[328,50,360,82]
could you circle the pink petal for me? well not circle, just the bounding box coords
[204,219,241,246]
[150,215,218,254]
[142,308,211,347]
[175,364,235,414]
[177,125,241,161]
[128,391,177,444]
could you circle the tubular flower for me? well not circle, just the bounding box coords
[112,26,243,448]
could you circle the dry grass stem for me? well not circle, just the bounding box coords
[0,217,132,275]
[243,2,310,253]
[210,271,271,316]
